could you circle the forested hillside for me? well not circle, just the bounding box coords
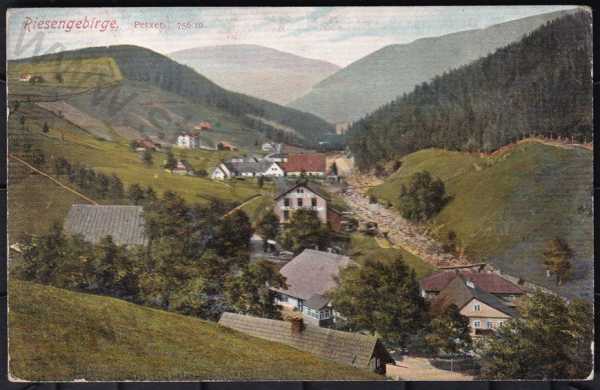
[289,9,571,123]
[10,45,335,148]
[347,11,592,170]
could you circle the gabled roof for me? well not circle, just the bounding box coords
[274,180,329,201]
[283,153,326,173]
[420,271,524,295]
[304,294,330,310]
[272,249,356,301]
[219,312,380,369]
[431,275,518,317]
[64,204,147,246]
[225,160,275,175]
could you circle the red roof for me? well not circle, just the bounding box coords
[283,153,326,173]
[420,271,524,295]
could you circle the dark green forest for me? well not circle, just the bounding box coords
[10,45,335,148]
[347,12,592,170]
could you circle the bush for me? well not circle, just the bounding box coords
[398,171,448,221]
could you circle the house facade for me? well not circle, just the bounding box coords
[273,182,328,224]
[429,275,518,336]
[211,160,284,180]
[176,133,199,149]
[211,163,232,180]
[262,142,282,153]
[271,249,356,326]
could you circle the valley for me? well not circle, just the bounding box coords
[6,6,593,382]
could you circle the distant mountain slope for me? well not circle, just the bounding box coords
[9,280,381,381]
[347,11,592,170]
[370,142,593,301]
[289,9,574,123]
[9,45,335,148]
[170,44,340,105]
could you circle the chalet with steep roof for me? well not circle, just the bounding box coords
[420,270,525,303]
[430,274,519,336]
[219,312,392,374]
[271,249,356,326]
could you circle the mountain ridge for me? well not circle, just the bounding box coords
[9,44,335,148]
[289,9,576,123]
[169,44,340,105]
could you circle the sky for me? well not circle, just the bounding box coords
[7,6,578,67]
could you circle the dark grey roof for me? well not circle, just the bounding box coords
[433,275,518,317]
[304,294,330,310]
[274,180,329,200]
[272,249,356,301]
[219,312,380,369]
[225,160,274,175]
[64,204,147,246]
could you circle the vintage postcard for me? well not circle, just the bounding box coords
[6,6,593,381]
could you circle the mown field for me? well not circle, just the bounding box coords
[370,142,593,300]
[9,280,382,381]
[8,57,122,88]
[349,233,435,280]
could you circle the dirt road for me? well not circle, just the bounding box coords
[343,177,469,268]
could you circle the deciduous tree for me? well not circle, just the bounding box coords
[330,255,428,346]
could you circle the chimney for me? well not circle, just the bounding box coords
[289,317,304,335]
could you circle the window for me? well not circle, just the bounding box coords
[473,320,481,328]
[486,321,494,329]
[283,210,289,221]
[297,198,303,207]
[284,198,290,207]
[311,198,317,207]
[474,303,481,312]
[279,294,288,303]
[297,188,304,194]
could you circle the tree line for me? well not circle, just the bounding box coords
[347,12,592,170]
[14,190,286,321]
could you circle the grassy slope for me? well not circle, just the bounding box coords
[9,280,381,381]
[8,160,83,242]
[349,233,435,279]
[8,103,275,238]
[10,102,269,203]
[370,142,593,299]
[8,58,268,151]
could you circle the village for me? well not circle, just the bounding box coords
[33,123,553,380]
[6,6,593,383]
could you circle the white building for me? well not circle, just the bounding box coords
[271,249,356,326]
[211,163,233,180]
[176,133,199,149]
[262,142,282,153]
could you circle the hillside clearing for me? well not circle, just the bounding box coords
[9,280,382,381]
[370,143,593,300]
